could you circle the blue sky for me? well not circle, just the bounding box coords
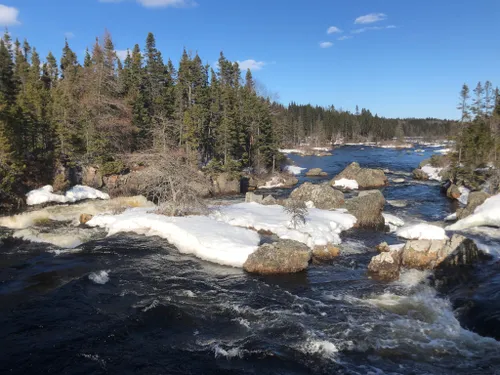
[0,0,499,119]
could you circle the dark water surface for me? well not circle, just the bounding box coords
[1,146,500,374]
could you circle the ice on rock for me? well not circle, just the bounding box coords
[26,184,110,206]
[87,209,260,268]
[446,193,500,231]
[211,202,356,248]
[396,223,448,240]
[333,178,359,190]
[284,165,306,175]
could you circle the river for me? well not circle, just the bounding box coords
[1,146,500,374]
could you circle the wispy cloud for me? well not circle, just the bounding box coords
[319,41,333,48]
[0,5,20,26]
[354,13,387,24]
[99,0,197,7]
[115,49,129,61]
[327,26,342,34]
[351,25,396,34]
[65,32,75,39]
[337,35,353,41]
[237,59,266,71]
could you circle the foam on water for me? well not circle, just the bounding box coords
[88,270,110,285]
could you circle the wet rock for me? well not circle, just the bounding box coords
[245,192,264,204]
[402,234,481,270]
[312,244,340,262]
[213,173,241,195]
[331,162,387,189]
[262,195,277,206]
[392,178,405,184]
[79,213,94,225]
[305,168,327,177]
[456,191,490,220]
[243,239,312,274]
[289,182,344,210]
[345,190,385,230]
[368,248,403,281]
[387,199,407,208]
[82,166,104,189]
[447,184,461,199]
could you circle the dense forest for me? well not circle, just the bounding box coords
[0,30,456,203]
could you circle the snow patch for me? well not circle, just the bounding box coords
[258,176,284,189]
[211,202,356,247]
[421,165,443,181]
[26,184,110,206]
[397,223,448,240]
[284,165,306,175]
[333,178,359,190]
[446,193,500,231]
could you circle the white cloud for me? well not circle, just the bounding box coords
[354,13,387,24]
[115,49,129,61]
[327,26,342,34]
[319,41,333,48]
[0,5,20,26]
[351,25,396,34]
[338,35,352,41]
[237,59,266,71]
[65,32,75,39]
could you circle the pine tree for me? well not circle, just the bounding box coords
[472,82,484,119]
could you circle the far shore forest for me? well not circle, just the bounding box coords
[0,30,499,203]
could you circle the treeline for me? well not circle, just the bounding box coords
[455,81,500,172]
[272,103,454,146]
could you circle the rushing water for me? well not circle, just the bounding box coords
[1,146,500,374]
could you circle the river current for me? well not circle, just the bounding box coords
[1,146,500,374]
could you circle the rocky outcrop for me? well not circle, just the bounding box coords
[368,248,403,280]
[446,184,461,199]
[413,168,429,180]
[243,239,312,274]
[289,182,344,210]
[376,242,390,252]
[331,162,387,189]
[305,168,327,177]
[254,173,299,189]
[312,244,340,262]
[344,190,385,229]
[456,191,490,220]
[368,234,482,281]
[262,195,277,205]
[82,166,104,189]
[213,173,241,195]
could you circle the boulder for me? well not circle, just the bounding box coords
[289,182,344,210]
[331,162,387,189]
[456,191,490,220]
[262,195,278,206]
[392,178,405,184]
[401,234,481,270]
[213,173,241,195]
[376,242,390,252]
[82,166,104,189]
[412,168,429,180]
[447,184,461,199]
[243,239,312,274]
[344,190,385,229]
[79,213,94,225]
[367,248,403,281]
[305,168,327,177]
[312,244,340,262]
[245,192,264,204]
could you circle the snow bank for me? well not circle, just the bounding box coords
[26,185,69,206]
[421,165,443,181]
[397,223,448,240]
[333,178,359,190]
[12,227,101,248]
[26,184,110,206]
[284,165,306,175]
[446,193,500,231]
[435,148,452,155]
[458,186,470,205]
[279,149,305,155]
[87,209,260,267]
[211,202,357,247]
[444,213,457,222]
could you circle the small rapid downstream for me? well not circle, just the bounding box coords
[1,146,500,374]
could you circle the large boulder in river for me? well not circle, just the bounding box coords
[331,162,387,189]
[344,190,385,230]
[368,247,403,281]
[213,173,241,195]
[456,191,490,220]
[82,166,104,189]
[312,244,340,262]
[402,234,481,270]
[289,182,344,210]
[305,168,327,177]
[243,239,312,274]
